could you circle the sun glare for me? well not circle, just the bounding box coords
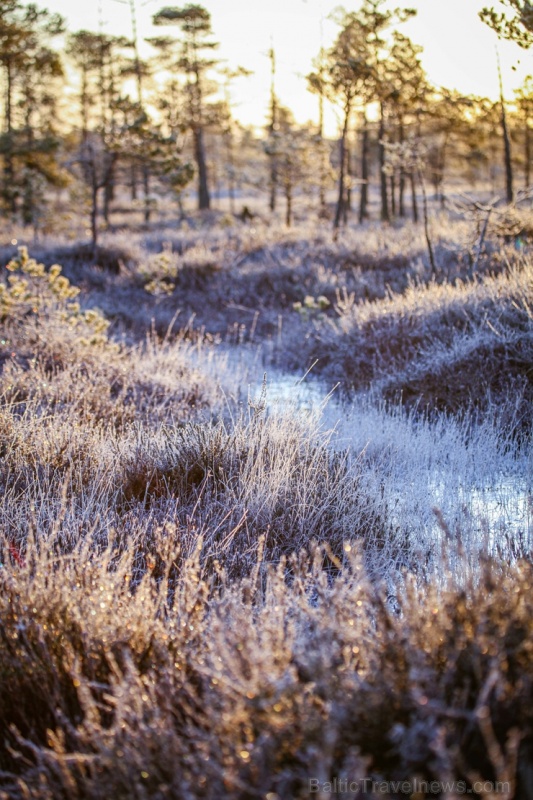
[36,0,533,135]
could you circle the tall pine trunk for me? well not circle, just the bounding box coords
[410,172,418,223]
[318,87,327,214]
[285,183,292,227]
[390,175,396,218]
[501,99,514,203]
[498,53,514,204]
[90,168,99,255]
[334,102,350,230]
[143,164,151,223]
[379,101,389,222]
[343,145,351,225]
[226,129,236,214]
[359,110,369,224]
[194,127,210,210]
[130,163,138,201]
[525,118,531,188]
[268,46,278,212]
[398,116,405,217]
[4,61,16,215]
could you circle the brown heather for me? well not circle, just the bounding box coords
[0,211,531,798]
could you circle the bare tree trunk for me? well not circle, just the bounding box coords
[398,116,405,217]
[268,46,278,212]
[130,163,138,201]
[226,129,236,214]
[390,175,396,218]
[4,61,16,215]
[359,110,369,224]
[498,52,514,203]
[90,170,99,255]
[345,136,352,215]
[194,126,210,210]
[143,164,151,223]
[525,118,531,188]
[318,89,327,214]
[269,158,278,213]
[419,169,436,275]
[343,137,350,225]
[410,172,418,223]
[285,184,292,227]
[334,103,350,231]
[501,101,514,203]
[103,170,113,225]
[103,153,118,226]
[22,108,35,226]
[379,102,389,222]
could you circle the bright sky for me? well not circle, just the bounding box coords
[37,0,533,134]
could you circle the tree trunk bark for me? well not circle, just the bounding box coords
[285,184,292,227]
[130,163,138,201]
[419,169,436,275]
[22,115,35,227]
[143,164,151,223]
[501,99,514,203]
[334,103,350,230]
[269,158,278,212]
[345,137,352,217]
[318,89,327,214]
[410,172,418,223]
[91,172,99,255]
[359,110,369,224]
[398,116,405,217]
[525,118,530,188]
[498,56,514,204]
[379,102,389,222]
[103,170,113,225]
[194,126,210,210]
[269,46,277,212]
[226,130,235,214]
[4,61,16,215]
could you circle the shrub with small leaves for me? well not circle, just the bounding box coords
[140,249,179,297]
[293,294,330,321]
[1,246,111,347]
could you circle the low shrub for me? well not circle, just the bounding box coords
[0,544,531,798]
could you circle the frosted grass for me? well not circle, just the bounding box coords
[223,348,533,576]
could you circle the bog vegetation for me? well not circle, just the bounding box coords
[0,0,532,798]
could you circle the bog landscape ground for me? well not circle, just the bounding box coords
[0,191,531,798]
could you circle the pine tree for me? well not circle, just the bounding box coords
[67,29,155,247]
[323,2,416,229]
[358,0,416,222]
[152,4,218,211]
[384,32,428,218]
[307,51,332,216]
[264,106,314,227]
[0,1,65,220]
[480,1,533,48]
[322,8,374,230]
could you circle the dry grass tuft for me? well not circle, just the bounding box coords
[0,217,531,797]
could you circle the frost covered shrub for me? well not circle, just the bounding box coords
[0,542,532,798]
[0,249,219,429]
[0,246,110,347]
[0,224,530,799]
[299,258,533,422]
